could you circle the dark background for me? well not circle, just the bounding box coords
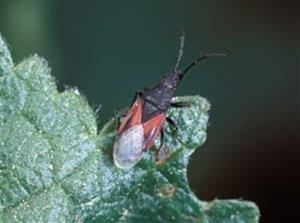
[0,0,298,222]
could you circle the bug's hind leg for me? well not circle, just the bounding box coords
[170,101,190,108]
[116,107,129,127]
[117,107,129,117]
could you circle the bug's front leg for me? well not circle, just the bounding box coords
[167,102,188,136]
[166,117,178,137]
[170,101,190,108]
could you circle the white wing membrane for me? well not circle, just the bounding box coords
[113,124,145,169]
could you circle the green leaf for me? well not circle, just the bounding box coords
[0,33,260,223]
[0,35,13,76]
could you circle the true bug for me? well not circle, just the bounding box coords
[113,35,225,169]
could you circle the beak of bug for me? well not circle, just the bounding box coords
[113,124,145,169]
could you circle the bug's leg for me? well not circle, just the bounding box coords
[170,101,190,108]
[166,117,178,137]
[116,107,129,127]
[117,107,129,117]
[155,128,165,162]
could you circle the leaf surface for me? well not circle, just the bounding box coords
[0,34,259,223]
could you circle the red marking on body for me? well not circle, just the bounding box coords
[118,97,143,134]
[143,113,165,150]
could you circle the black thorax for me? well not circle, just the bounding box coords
[140,69,182,122]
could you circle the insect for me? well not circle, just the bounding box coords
[113,35,225,169]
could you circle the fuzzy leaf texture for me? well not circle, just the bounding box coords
[0,34,260,223]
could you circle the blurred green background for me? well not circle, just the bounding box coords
[0,0,298,222]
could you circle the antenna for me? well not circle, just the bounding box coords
[180,53,226,79]
[174,31,185,70]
